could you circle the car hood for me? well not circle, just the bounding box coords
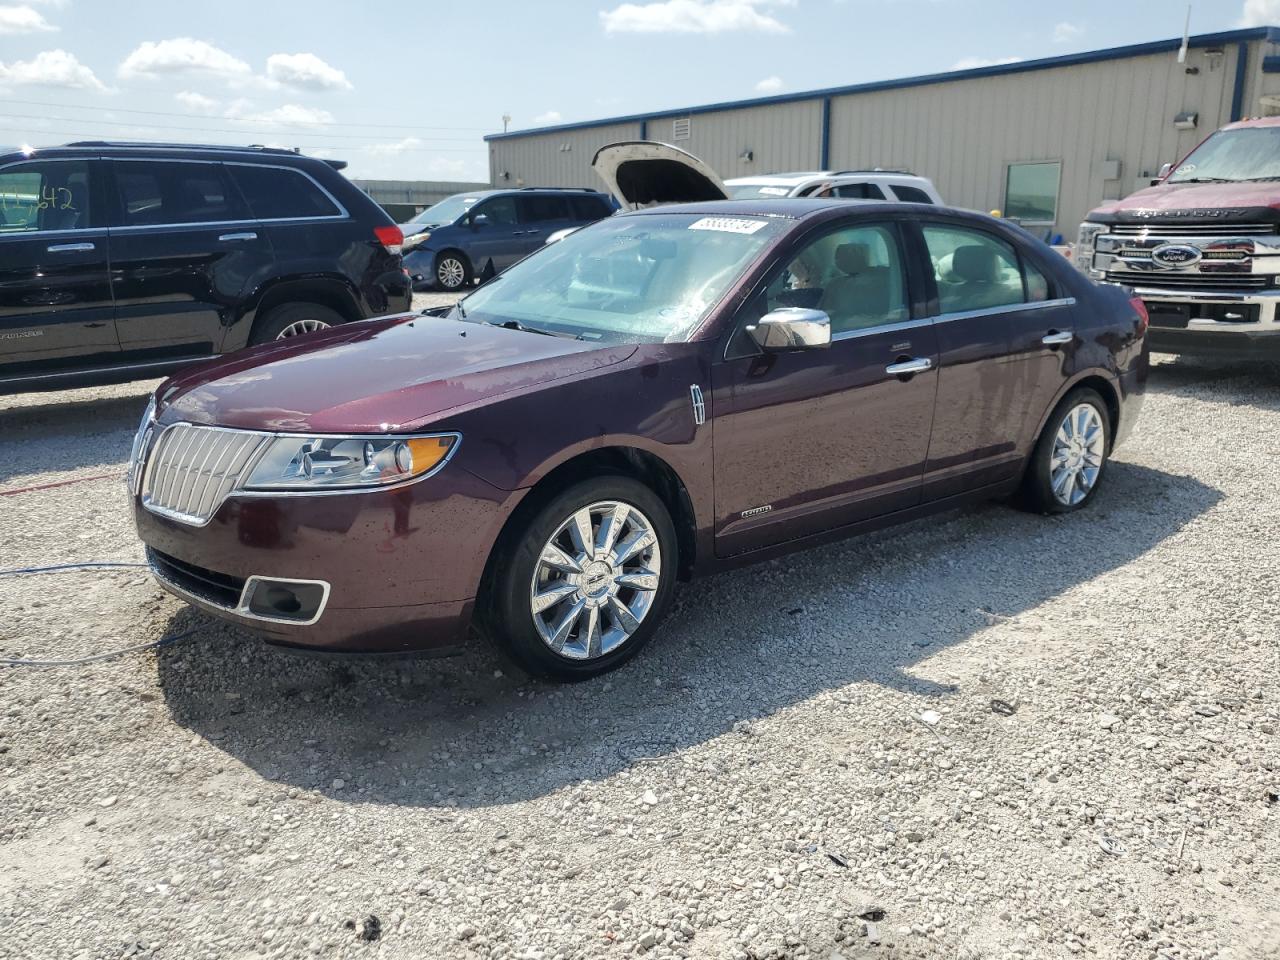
[1089,180,1280,222]
[156,314,637,433]
[591,141,729,211]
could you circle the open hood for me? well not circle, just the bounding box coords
[591,141,729,211]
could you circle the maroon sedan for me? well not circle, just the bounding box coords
[128,200,1148,679]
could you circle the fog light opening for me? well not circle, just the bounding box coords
[241,577,329,624]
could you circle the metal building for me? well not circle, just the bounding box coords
[350,179,490,222]
[485,26,1280,238]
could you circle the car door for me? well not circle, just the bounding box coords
[107,159,271,358]
[915,220,1059,500]
[712,218,939,557]
[464,195,521,272]
[515,194,571,253]
[0,157,117,381]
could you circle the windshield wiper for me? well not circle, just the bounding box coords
[1237,176,1280,182]
[497,319,584,340]
[1170,176,1235,183]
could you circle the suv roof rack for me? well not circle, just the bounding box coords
[830,167,915,176]
[61,141,347,170]
[516,186,599,192]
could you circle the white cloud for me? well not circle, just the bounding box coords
[265,52,351,91]
[224,101,334,126]
[0,50,106,90]
[0,4,56,33]
[362,136,424,157]
[755,74,783,93]
[175,90,219,114]
[1052,21,1083,43]
[600,0,793,34]
[1240,0,1280,26]
[951,55,1023,71]
[533,110,562,123]
[119,38,251,81]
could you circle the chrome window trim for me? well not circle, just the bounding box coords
[109,156,350,226]
[831,316,932,341]
[826,298,1076,342]
[0,226,109,239]
[138,423,463,527]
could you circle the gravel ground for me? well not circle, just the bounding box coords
[1,328,1278,960]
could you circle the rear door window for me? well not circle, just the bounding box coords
[569,195,610,221]
[0,160,94,233]
[226,164,341,220]
[891,185,933,204]
[921,224,1026,313]
[113,161,248,226]
[519,195,570,223]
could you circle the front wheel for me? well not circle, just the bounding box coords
[485,476,678,680]
[435,252,471,291]
[1020,387,1111,514]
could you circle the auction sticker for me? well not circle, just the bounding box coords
[688,217,768,234]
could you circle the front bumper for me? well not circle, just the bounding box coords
[1101,282,1280,358]
[131,463,511,654]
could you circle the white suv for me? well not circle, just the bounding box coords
[725,170,943,205]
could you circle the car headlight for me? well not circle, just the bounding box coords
[1076,221,1105,270]
[242,433,459,491]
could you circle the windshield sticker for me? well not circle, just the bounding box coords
[759,186,790,196]
[688,217,768,235]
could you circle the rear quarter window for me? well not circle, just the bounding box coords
[891,184,933,204]
[569,195,611,221]
[227,165,342,220]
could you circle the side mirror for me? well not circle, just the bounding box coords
[471,213,489,228]
[747,307,831,352]
[1152,162,1173,186]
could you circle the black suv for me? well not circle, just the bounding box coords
[0,142,412,394]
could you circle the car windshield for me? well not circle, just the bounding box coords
[409,194,482,225]
[1167,127,1280,183]
[727,184,795,199]
[457,212,783,343]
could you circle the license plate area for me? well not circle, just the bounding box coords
[1144,302,1259,328]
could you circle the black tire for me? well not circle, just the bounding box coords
[434,250,472,291]
[1019,387,1112,514]
[484,475,678,681]
[249,302,345,346]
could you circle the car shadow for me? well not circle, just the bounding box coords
[153,461,1219,809]
[0,391,151,484]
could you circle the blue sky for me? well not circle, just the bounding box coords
[0,0,1276,182]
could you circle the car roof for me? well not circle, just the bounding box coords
[724,171,832,186]
[1,141,346,169]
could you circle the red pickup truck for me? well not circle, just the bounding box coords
[1077,116,1280,359]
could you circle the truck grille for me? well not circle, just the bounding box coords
[1109,223,1276,237]
[1104,271,1273,291]
[141,423,268,524]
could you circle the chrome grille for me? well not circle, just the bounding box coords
[1109,223,1276,237]
[141,424,268,524]
[1104,270,1272,290]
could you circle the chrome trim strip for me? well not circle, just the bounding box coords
[0,355,209,386]
[827,298,1077,343]
[46,242,95,252]
[832,316,931,342]
[238,575,331,627]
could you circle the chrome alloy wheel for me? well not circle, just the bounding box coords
[1050,403,1105,507]
[437,257,466,289]
[275,318,331,339]
[529,500,662,660]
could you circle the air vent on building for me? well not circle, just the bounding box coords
[672,118,691,140]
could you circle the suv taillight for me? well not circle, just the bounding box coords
[1129,296,1149,334]
[374,225,403,254]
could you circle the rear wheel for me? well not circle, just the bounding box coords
[249,302,345,345]
[1020,387,1111,514]
[435,251,471,291]
[485,476,677,680]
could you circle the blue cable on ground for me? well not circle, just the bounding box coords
[0,561,203,668]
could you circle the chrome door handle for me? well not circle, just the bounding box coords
[218,232,258,242]
[1042,330,1073,345]
[885,357,933,376]
[47,242,95,253]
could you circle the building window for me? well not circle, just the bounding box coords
[672,118,691,140]
[1005,161,1061,224]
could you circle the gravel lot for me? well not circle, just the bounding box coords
[1,313,1278,959]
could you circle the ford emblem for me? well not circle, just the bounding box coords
[1150,243,1202,268]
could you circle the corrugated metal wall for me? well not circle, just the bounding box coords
[487,39,1269,236]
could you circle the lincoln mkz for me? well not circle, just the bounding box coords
[129,196,1148,679]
